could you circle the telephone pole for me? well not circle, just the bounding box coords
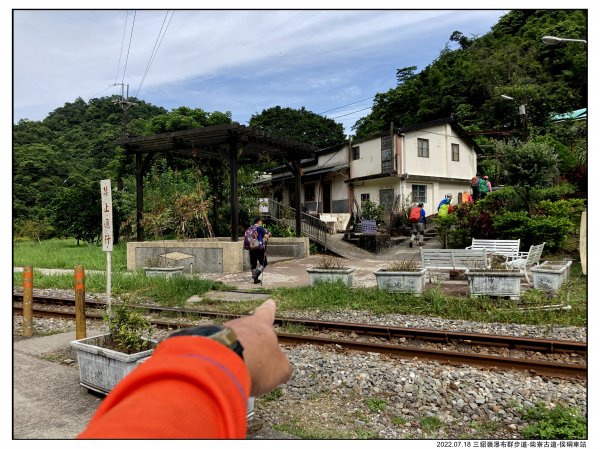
[112,83,138,245]
[112,83,138,142]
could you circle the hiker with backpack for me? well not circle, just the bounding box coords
[408,202,427,248]
[243,217,271,284]
[470,176,480,202]
[478,174,490,200]
[437,193,454,217]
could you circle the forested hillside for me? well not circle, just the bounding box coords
[353,10,587,137]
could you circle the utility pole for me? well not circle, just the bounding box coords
[112,83,138,245]
[112,83,138,142]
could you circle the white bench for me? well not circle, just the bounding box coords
[504,242,545,284]
[421,249,488,282]
[466,239,520,259]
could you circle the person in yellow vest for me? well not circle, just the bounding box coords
[437,194,454,217]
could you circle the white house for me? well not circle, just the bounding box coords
[268,117,480,222]
[349,118,479,217]
[269,143,350,214]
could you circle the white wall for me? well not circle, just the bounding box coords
[403,124,476,180]
[350,138,382,179]
[316,145,348,168]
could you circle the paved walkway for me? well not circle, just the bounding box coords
[12,331,296,439]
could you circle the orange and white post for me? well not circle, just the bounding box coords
[22,266,33,337]
[74,265,86,339]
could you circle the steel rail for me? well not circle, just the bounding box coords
[13,292,586,355]
[14,306,586,380]
[276,333,587,380]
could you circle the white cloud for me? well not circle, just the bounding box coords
[13,9,506,122]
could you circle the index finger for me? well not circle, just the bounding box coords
[252,299,276,324]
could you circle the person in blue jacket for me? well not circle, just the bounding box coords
[437,194,453,217]
[409,203,427,248]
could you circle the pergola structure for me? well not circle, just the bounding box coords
[120,123,318,241]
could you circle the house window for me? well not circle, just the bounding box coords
[412,185,427,204]
[451,143,460,161]
[360,193,370,203]
[418,138,429,158]
[381,135,393,172]
[304,184,315,202]
[352,146,360,160]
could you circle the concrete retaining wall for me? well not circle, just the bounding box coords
[127,237,309,274]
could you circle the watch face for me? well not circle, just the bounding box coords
[169,326,244,359]
[170,325,223,338]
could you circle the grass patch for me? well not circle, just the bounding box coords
[13,238,128,271]
[13,270,231,307]
[419,416,444,433]
[392,416,408,426]
[520,402,587,439]
[270,270,586,327]
[273,420,354,439]
[469,419,501,436]
[260,387,284,402]
[278,322,309,334]
[364,398,387,413]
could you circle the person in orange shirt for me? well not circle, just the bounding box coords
[78,299,292,439]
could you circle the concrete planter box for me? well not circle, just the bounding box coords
[144,266,184,278]
[70,334,256,419]
[306,267,354,287]
[466,270,521,300]
[374,268,428,295]
[531,261,573,291]
[70,333,157,395]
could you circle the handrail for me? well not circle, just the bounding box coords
[262,198,328,246]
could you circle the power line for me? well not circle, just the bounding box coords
[90,84,118,98]
[114,11,129,84]
[135,10,174,97]
[330,106,372,119]
[121,10,137,85]
[317,96,374,114]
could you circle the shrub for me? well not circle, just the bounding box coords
[521,403,586,439]
[268,223,295,237]
[528,216,575,251]
[105,302,154,354]
[529,183,577,203]
[475,186,524,214]
[492,211,530,241]
[361,200,385,224]
[14,218,55,242]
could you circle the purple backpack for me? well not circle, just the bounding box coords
[243,225,260,250]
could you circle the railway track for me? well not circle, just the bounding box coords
[13,292,587,380]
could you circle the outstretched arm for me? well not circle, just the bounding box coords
[79,300,291,439]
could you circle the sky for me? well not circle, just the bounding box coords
[12,9,509,135]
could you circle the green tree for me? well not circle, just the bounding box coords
[50,181,102,245]
[249,106,345,149]
[352,10,587,139]
[500,140,560,188]
[144,106,232,134]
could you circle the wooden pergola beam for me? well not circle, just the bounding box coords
[122,123,317,242]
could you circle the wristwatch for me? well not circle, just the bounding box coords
[169,325,244,359]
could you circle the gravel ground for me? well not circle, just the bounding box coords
[13,288,587,440]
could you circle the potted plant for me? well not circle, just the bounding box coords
[373,258,428,295]
[70,301,157,395]
[466,256,522,300]
[531,260,573,292]
[306,254,354,286]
